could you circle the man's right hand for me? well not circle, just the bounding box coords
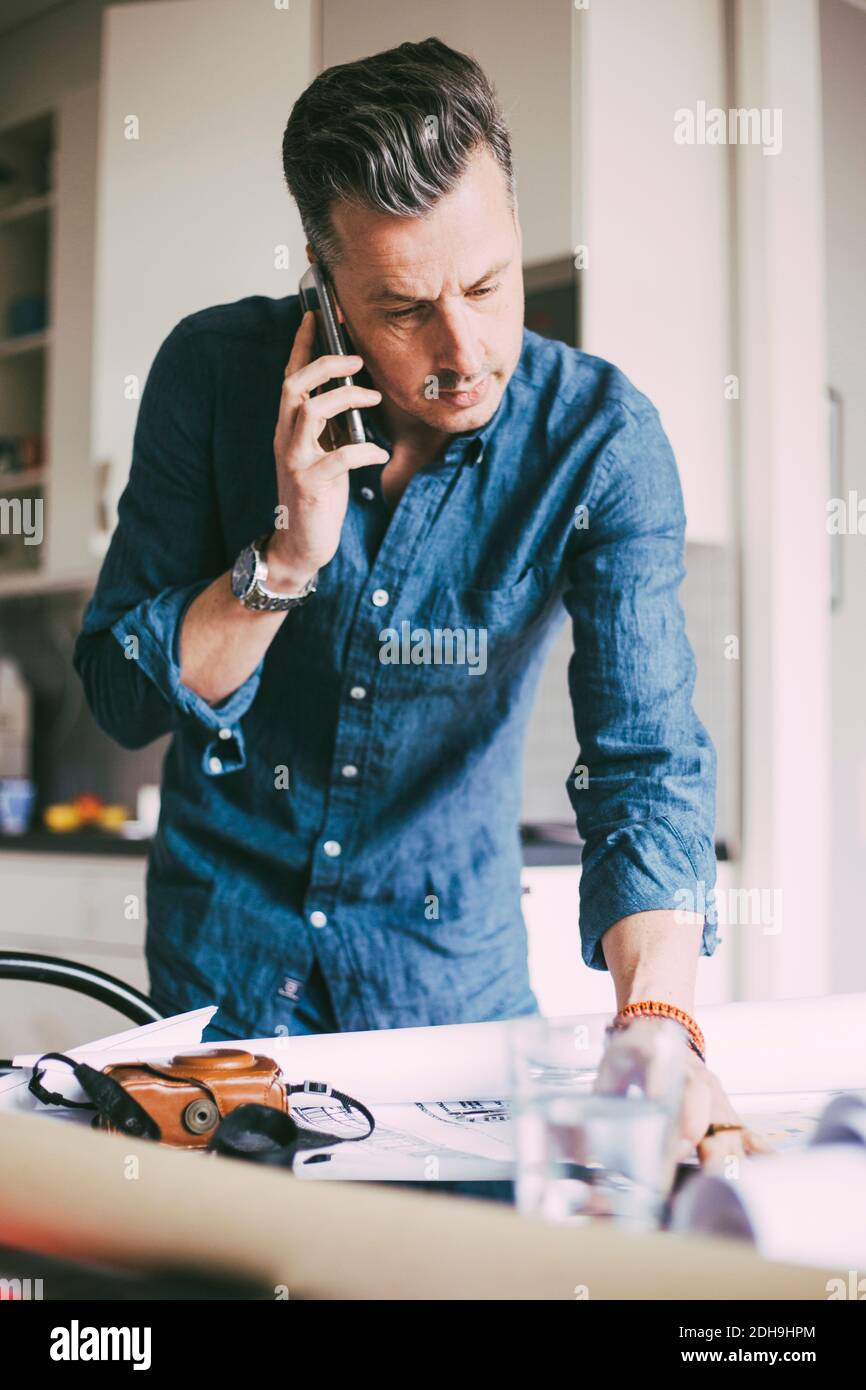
[268,309,389,589]
[179,310,387,708]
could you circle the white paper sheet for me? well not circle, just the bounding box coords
[292,1097,515,1181]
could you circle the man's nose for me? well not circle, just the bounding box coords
[432,304,486,385]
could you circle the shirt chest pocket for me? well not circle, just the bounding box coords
[428,564,555,636]
[393,565,556,683]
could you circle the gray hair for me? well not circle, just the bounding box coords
[281,36,516,274]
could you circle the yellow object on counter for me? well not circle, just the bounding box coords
[43,802,130,832]
[43,803,82,832]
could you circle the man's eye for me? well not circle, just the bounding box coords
[386,283,501,322]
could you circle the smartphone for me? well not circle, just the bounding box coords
[298,264,366,446]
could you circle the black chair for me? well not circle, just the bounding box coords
[0,950,164,1071]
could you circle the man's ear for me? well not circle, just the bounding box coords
[305,243,315,265]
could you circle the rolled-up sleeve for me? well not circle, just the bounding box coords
[563,403,719,971]
[73,321,262,776]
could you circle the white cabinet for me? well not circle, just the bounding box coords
[522,865,614,1015]
[0,852,147,1057]
[522,861,734,1016]
[91,0,316,528]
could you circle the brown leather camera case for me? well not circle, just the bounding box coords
[96,1049,288,1148]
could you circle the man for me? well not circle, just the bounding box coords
[74,37,764,1165]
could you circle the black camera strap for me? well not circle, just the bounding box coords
[29,1052,160,1139]
[28,1052,375,1170]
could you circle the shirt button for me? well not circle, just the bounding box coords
[323,839,342,857]
[349,685,367,700]
[208,756,223,774]
[360,486,375,501]
[218,727,232,740]
[309,910,328,929]
[371,588,389,607]
[341,764,359,779]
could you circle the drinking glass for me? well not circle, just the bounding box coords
[507,1014,689,1230]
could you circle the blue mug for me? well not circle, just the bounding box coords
[0,777,36,835]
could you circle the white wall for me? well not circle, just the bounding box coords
[821,0,866,989]
[321,0,574,266]
[734,0,832,999]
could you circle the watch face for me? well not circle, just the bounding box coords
[231,544,256,599]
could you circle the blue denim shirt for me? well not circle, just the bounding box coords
[74,293,718,1038]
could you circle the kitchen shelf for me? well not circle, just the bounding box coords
[0,566,98,599]
[0,469,46,493]
[0,98,99,584]
[0,830,150,858]
[0,329,51,359]
[0,192,54,227]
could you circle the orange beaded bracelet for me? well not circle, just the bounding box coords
[607,999,706,1063]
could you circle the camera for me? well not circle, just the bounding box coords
[95,1049,288,1149]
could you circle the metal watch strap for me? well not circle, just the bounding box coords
[254,535,317,603]
[233,535,318,612]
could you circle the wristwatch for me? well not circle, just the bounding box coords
[231,534,318,612]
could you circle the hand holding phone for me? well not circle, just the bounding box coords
[268,301,389,590]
